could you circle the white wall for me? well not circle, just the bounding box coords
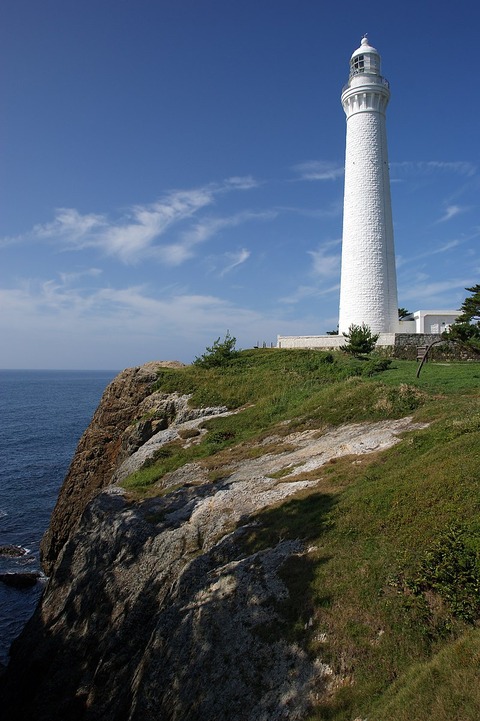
[276,333,399,349]
[414,311,459,334]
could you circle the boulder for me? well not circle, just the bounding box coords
[0,546,27,558]
[0,573,40,589]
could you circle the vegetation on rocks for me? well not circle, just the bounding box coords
[122,348,480,720]
[122,350,410,492]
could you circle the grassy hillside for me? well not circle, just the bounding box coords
[123,349,480,720]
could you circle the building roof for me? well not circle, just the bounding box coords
[351,36,379,60]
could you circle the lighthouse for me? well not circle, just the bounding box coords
[277,38,461,352]
[338,37,399,335]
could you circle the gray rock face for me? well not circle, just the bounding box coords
[4,489,328,720]
[40,361,186,576]
[113,394,231,484]
[0,362,427,721]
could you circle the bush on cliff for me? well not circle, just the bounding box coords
[193,330,240,368]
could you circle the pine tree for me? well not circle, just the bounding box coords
[443,285,480,355]
[193,331,240,368]
[341,323,379,357]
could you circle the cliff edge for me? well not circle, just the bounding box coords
[40,361,185,575]
[1,352,478,721]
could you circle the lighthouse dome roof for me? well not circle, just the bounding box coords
[350,36,379,60]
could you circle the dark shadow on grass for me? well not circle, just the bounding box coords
[242,491,336,550]
[239,492,336,649]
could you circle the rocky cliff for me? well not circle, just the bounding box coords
[0,361,425,721]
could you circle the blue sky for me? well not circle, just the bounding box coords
[1,0,479,369]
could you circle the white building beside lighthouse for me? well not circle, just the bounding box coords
[338,36,399,335]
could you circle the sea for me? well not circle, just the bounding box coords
[0,369,118,666]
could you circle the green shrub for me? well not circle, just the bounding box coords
[408,525,480,625]
[206,429,236,446]
[141,444,176,468]
[443,284,480,355]
[361,357,393,376]
[193,331,240,368]
[342,323,379,357]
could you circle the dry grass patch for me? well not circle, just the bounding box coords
[199,439,297,471]
[177,428,201,440]
[277,452,384,487]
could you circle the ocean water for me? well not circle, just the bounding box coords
[0,369,118,665]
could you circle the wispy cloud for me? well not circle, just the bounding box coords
[83,187,215,262]
[399,276,472,303]
[160,210,275,267]
[292,160,344,181]
[0,209,107,248]
[58,268,103,285]
[0,279,214,325]
[33,208,108,242]
[308,240,341,279]
[413,238,463,259]
[0,276,307,365]
[391,161,477,179]
[399,231,479,267]
[279,282,339,305]
[277,240,341,305]
[224,176,260,190]
[182,211,273,248]
[434,239,463,253]
[436,205,469,223]
[0,179,267,266]
[219,248,251,276]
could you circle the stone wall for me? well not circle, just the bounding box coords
[389,334,476,361]
[277,333,477,361]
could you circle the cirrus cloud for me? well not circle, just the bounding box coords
[0,179,267,267]
[292,160,344,181]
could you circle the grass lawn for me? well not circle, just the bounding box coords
[379,358,480,395]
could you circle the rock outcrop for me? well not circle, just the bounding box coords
[0,572,41,589]
[0,362,426,721]
[40,361,185,575]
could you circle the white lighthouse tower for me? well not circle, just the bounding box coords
[277,38,461,352]
[338,37,399,335]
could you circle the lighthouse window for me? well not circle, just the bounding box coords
[352,55,365,74]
